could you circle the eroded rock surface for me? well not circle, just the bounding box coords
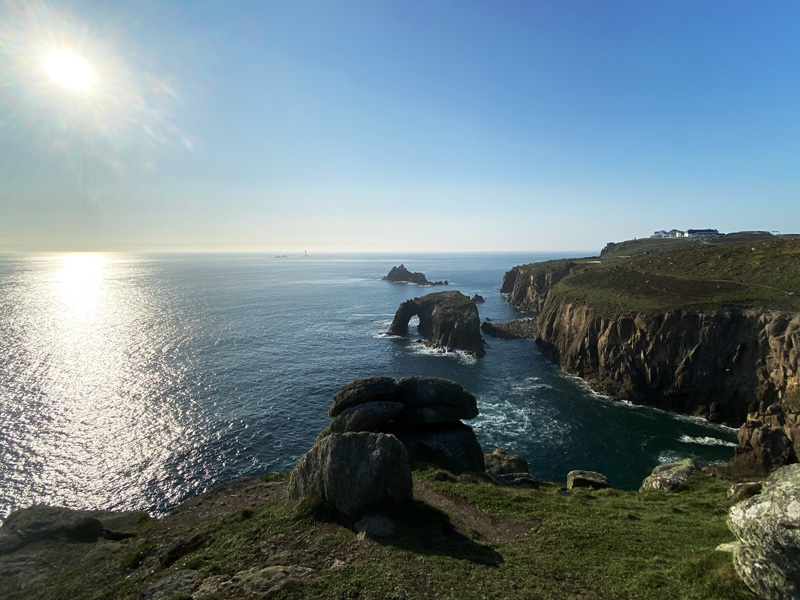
[387,291,484,356]
[567,470,610,490]
[640,458,695,492]
[728,464,800,600]
[288,432,412,517]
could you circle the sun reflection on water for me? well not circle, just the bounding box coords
[0,254,213,519]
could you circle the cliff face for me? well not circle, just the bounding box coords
[387,291,485,356]
[500,262,573,312]
[534,298,800,424]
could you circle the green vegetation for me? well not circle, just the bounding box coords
[6,471,750,600]
[519,234,800,315]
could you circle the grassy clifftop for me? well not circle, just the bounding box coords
[4,471,749,600]
[516,234,800,315]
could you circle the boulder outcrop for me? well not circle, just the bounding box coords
[640,458,695,492]
[567,470,610,490]
[288,432,412,517]
[319,376,484,474]
[484,448,529,476]
[728,464,800,600]
[387,291,485,356]
[383,264,446,286]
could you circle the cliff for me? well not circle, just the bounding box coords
[503,235,800,426]
[387,291,485,356]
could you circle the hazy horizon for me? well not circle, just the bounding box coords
[2,1,799,252]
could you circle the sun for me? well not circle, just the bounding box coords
[44,50,94,91]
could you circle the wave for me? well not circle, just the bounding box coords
[679,434,736,448]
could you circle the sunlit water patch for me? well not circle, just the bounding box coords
[0,252,739,519]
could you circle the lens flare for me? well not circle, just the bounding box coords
[44,50,94,91]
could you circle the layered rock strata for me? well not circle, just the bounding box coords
[387,291,485,356]
[319,376,485,474]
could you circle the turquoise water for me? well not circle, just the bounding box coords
[0,252,737,519]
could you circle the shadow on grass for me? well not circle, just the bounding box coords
[369,500,503,567]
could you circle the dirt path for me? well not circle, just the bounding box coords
[413,480,534,543]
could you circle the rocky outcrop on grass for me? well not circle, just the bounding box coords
[383,264,446,286]
[288,432,412,517]
[320,376,484,474]
[567,470,610,490]
[639,458,695,492]
[387,291,485,356]
[728,464,800,600]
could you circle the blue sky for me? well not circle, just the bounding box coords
[2,0,799,252]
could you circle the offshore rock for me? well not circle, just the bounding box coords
[387,291,485,356]
[640,458,695,492]
[383,264,444,286]
[288,432,412,517]
[728,464,800,600]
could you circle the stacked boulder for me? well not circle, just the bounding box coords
[320,376,485,474]
[727,464,800,599]
[289,376,485,517]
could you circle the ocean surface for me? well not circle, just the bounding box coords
[0,252,737,520]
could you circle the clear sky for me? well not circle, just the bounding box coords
[2,0,799,253]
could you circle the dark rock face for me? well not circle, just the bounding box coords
[639,458,695,492]
[288,432,412,517]
[318,377,484,474]
[567,470,610,490]
[387,291,485,356]
[383,264,445,286]
[706,405,800,481]
[0,505,106,554]
[481,319,537,340]
[503,262,800,426]
[471,294,485,303]
[728,464,800,600]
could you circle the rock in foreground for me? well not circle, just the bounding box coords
[288,432,412,517]
[387,291,485,356]
[640,458,695,492]
[321,376,484,474]
[728,464,800,600]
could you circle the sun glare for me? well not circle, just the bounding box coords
[44,50,94,91]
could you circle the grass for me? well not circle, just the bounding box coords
[515,235,800,315]
[5,471,751,600]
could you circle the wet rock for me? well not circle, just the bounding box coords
[288,432,412,517]
[640,458,695,492]
[566,470,610,490]
[728,464,800,600]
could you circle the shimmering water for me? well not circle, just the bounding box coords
[0,252,737,520]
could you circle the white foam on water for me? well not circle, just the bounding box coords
[679,434,736,448]
[657,450,687,464]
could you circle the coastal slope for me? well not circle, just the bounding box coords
[502,235,800,425]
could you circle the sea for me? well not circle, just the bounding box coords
[0,252,738,521]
